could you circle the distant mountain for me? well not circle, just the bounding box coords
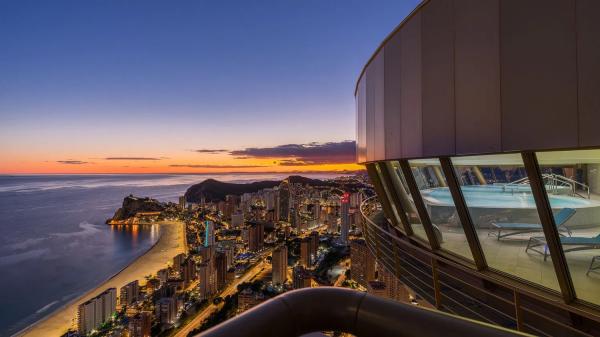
[185,179,280,202]
[184,176,333,202]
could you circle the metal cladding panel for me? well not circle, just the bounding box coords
[356,77,367,163]
[421,0,456,157]
[384,32,403,160]
[500,0,578,151]
[454,0,501,155]
[367,52,386,161]
[366,64,374,162]
[399,12,423,158]
[577,0,600,146]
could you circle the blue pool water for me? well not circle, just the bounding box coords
[421,185,597,208]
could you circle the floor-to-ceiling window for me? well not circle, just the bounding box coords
[536,149,600,304]
[407,159,473,261]
[384,161,423,237]
[451,153,559,291]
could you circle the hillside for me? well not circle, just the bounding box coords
[185,179,280,202]
[184,176,333,202]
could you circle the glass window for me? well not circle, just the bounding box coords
[384,161,425,240]
[373,163,404,233]
[451,153,559,291]
[537,149,600,305]
[408,159,473,261]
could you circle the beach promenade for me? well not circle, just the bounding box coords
[19,220,186,337]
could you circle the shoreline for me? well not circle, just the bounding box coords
[17,221,186,337]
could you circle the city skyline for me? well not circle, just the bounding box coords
[0,0,420,174]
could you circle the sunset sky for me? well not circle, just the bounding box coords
[0,0,419,174]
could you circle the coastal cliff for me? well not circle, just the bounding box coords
[109,195,165,222]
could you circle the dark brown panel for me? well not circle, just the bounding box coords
[400,12,423,158]
[501,0,578,150]
[384,32,403,159]
[368,52,385,161]
[577,0,600,146]
[454,0,501,154]
[357,77,367,163]
[421,0,455,156]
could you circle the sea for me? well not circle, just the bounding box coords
[0,173,339,336]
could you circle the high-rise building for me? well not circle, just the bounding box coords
[199,244,214,263]
[231,211,244,227]
[215,251,228,289]
[77,288,117,335]
[178,196,186,211]
[309,231,319,258]
[172,253,186,273]
[278,181,290,222]
[157,268,169,285]
[292,266,311,289]
[204,220,215,247]
[377,264,409,303]
[326,212,337,234]
[312,203,321,222]
[247,222,264,252]
[340,192,350,244]
[224,195,240,220]
[350,1,600,334]
[119,280,139,307]
[350,239,376,288]
[272,245,288,285]
[155,297,177,325]
[128,311,152,337]
[181,257,197,287]
[197,261,216,300]
[299,237,311,267]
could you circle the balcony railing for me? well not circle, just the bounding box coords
[358,197,600,336]
[197,287,523,337]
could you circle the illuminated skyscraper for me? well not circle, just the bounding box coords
[292,266,311,289]
[77,288,116,335]
[205,220,215,247]
[272,245,288,285]
[247,221,264,252]
[128,312,151,337]
[299,237,311,267]
[340,192,350,244]
[119,280,139,307]
[350,239,375,288]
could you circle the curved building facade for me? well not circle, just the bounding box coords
[356,0,600,335]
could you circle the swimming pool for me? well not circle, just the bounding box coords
[420,185,600,228]
[421,185,595,209]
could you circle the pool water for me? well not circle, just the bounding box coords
[422,185,597,209]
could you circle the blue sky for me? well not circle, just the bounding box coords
[0,0,420,173]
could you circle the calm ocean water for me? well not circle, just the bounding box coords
[0,173,338,336]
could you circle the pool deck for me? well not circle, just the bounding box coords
[437,223,600,305]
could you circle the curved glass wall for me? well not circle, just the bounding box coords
[374,162,405,234]
[536,149,600,305]
[384,161,424,239]
[451,153,559,291]
[408,159,473,261]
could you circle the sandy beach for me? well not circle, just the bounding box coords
[18,220,186,337]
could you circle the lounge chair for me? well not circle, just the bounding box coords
[587,256,600,276]
[489,208,575,240]
[526,234,600,261]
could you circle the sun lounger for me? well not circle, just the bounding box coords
[526,234,600,261]
[489,208,575,240]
